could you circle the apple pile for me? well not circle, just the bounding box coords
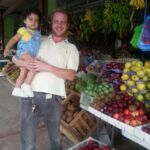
[77,139,113,150]
[99,93,149,126]
[105,62,124,71]
[120,60,150,111]
[102,62,125,92]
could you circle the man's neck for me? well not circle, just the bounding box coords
[52,35,65,43]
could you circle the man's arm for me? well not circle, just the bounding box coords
[12,56,34,71]
[30,59,76,81]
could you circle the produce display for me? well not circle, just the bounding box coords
[120,60,150,111]
[75,73,114,97]
[94,92,149,126]
[68,137,114,150]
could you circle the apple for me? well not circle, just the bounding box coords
[113,113,119,119]
[137,70,145,78]
[125,62,132,68]
[138,109,144,115]
[136,94,144,102]
[130,119,138,127]
[124,109,130,115]
[124,118,130,125]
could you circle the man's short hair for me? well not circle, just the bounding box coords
[50,8,70,25]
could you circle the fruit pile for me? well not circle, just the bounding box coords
[99,93,149,126]
[86,60,103,74]
[91,92,115,110]
[75,73,114,97]
[76,139,112,150]
[120,60,150,111]
[102,62,124,91]
[129,0,145,10]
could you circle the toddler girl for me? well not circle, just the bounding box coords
[4,7,42,97]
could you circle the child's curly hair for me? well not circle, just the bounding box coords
[22,7,42,24]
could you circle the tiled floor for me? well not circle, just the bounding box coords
[0,77,149,150]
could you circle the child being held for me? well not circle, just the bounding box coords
[4,7,42,97]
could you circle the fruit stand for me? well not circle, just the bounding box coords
[78,59,150,150]
[2,51,150,150]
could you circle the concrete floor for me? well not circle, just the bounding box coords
[0,77,74,150]
[0,77,148,150]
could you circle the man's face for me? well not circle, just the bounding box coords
[51,12,69,37]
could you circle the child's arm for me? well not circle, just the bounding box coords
[4,33,21,57]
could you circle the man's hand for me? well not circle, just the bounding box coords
[29,58,50,72]
[12,56,37,72]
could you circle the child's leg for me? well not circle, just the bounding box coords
[20,53,36,97]
[12,68,28,97]
[15,68,28,88]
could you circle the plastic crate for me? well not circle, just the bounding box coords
[67,137,116,150]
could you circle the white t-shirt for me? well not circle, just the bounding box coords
[31,35,79,97]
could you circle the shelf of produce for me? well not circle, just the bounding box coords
[67,137,116,150]
[80,104,150,149]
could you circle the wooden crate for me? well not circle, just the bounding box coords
[61,91,96,143]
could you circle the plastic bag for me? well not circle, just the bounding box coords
[138,15,150,51]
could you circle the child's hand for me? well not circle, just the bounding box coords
[3,49,8,57]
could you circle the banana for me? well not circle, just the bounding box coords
[129,0,145,10]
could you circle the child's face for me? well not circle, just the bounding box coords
[24,13,39,30]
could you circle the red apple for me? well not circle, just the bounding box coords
[124,109,129,115]
[130,119,137,127]
[113,113,119,119]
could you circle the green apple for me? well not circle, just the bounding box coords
[144,93,150,100]
[126,80,135,86]
[146,82,150,90]
[143,75,149,81]
[136,94,144,102]
[131,75,139,81]
[131,88,138,93]
[137,70,145,78]
[136,82,145,91]
[125,62,132,68]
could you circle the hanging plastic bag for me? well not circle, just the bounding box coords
[138,15,150,51]
[130,24,143,48]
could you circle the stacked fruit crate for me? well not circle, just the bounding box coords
[61,91,96,143]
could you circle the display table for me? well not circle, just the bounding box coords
[80,103,150,150]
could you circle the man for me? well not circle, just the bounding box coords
[13,9,79,150]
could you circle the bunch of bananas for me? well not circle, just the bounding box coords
[129,0,145,10]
